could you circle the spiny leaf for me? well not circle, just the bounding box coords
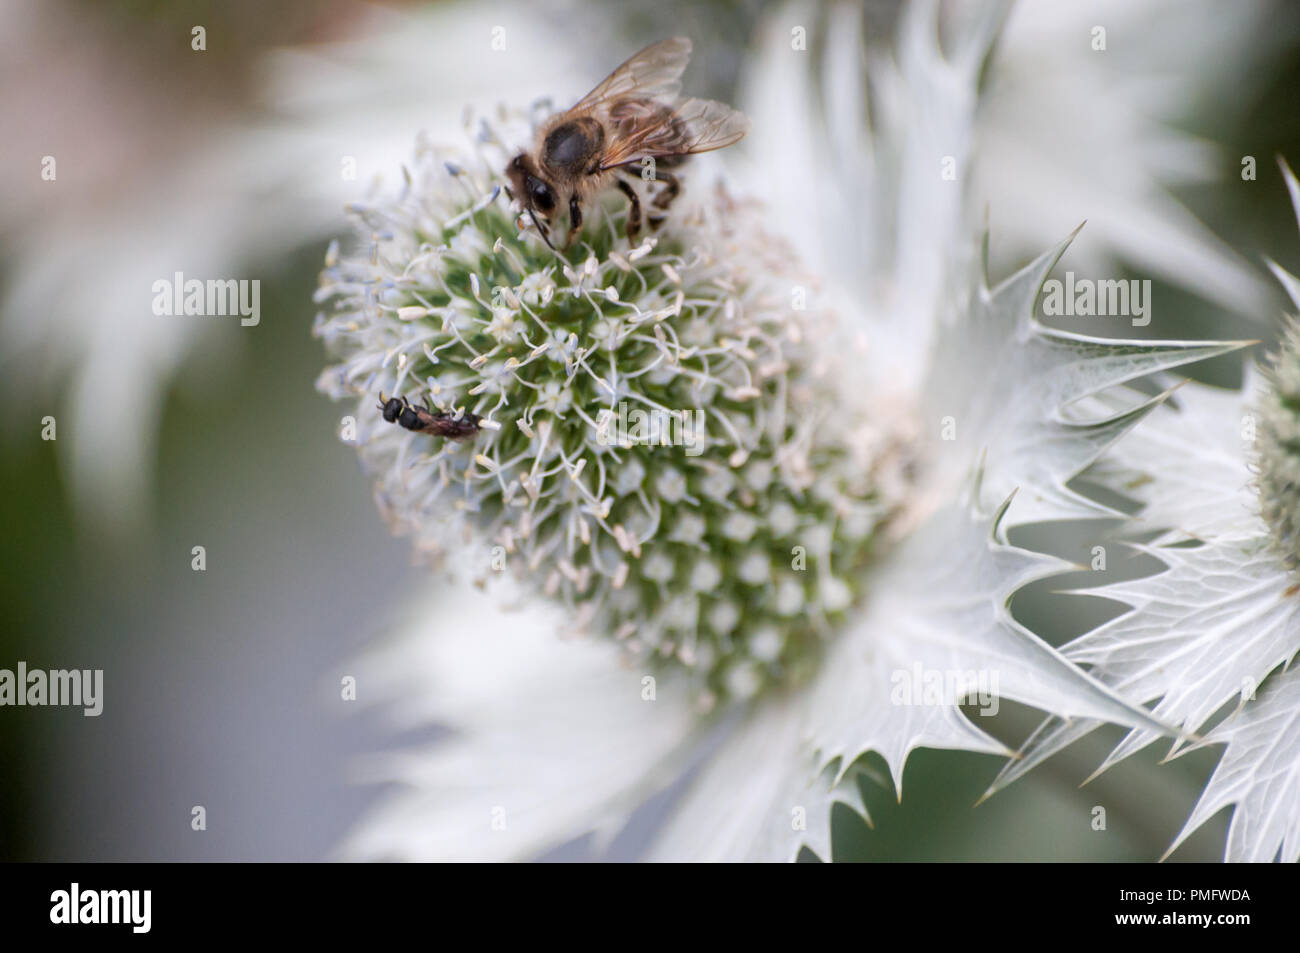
[1168,664,1300,862]
[805,491,1173,800]
[923,230,1252,526]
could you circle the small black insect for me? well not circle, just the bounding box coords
[377,393,482,440]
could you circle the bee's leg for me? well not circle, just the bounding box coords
[648,171,681,230]
[562,196,583,251]
[616,178,642,243]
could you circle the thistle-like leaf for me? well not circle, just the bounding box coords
[1168,664,1300,863]
[922,231,1252,526]
[805,491,1172,801]
[987,160,1300,863]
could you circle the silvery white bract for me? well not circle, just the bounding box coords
[323,2,1265,861]
[988,163,1300,863]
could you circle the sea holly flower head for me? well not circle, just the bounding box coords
[315,114,916,703]
[1256,319,1300,568]
[313,9,1264,863]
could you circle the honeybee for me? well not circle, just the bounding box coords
[378,393,483,440]
[506,36,749,250]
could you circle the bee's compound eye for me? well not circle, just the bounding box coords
[382,398,402,423]
[528,177,556,213]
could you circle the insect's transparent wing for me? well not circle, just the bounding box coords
[572,37,692,111]
[672,97,751,153]
[598,97,750,171]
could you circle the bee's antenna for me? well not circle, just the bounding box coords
[528,209,557,252]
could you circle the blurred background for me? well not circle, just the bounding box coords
[2,0,1299,861]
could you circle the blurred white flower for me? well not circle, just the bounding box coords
[972,0,1278,320]
[0,1,585,534]
[734,0,1005,388]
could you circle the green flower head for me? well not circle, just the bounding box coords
[1256,318,1300,566]
[315,117,914,704]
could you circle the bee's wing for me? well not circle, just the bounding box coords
[571,37,693,111]
[596,97,750,171]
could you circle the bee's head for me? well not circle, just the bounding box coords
[506,153,557,219]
